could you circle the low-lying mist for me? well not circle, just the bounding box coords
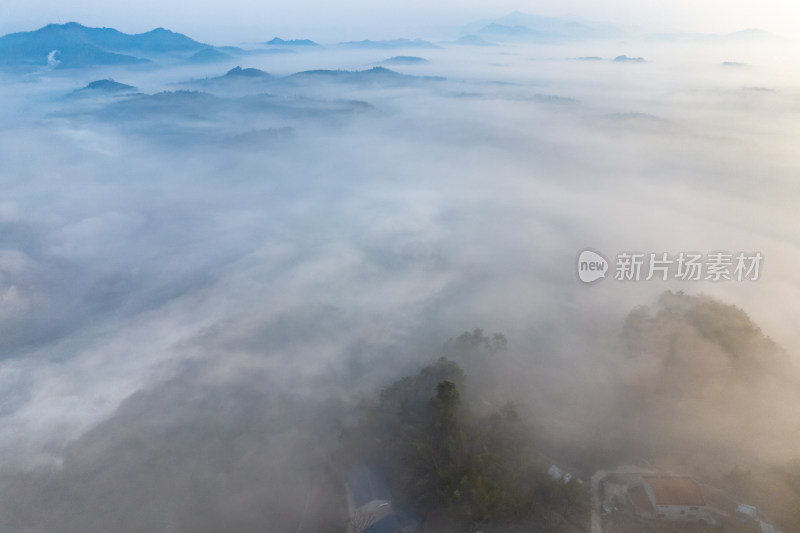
[0,35,799,531]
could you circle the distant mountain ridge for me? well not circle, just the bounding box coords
[647,28,782,43]
[0,22,211,68]
[188,65,445,95]
[464,11,779,44]
[613,55,645,63]
[187,48,232,64]
[338,38,439,49]
[266,37,319,47]
[77,79,136,92]
[451,35,495,46]
[223,66,272,78]
[381,56,429,65]
[285,66,445,84]
[465,11,619,42]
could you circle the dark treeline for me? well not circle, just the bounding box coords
[336,330,590,532]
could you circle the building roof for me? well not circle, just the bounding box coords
[347,464,393,508]
[628,484,655,515]
[643,476,705,506]
[364,514,402,533]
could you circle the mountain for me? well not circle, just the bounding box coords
[469,11,619,42]
[216,46,245,54]
[187,48,231,63]
[266,37,319,47]
[105,26,207,53]
[338,38,440,49]
[451,35,495,46]
[285,66,444,85]
[103,90,222,119]
[648,28,781,43]
[221,66,273,79]
[613,55,645,63]
[0,22,209,68]
[381,56,429,65]
[725,28,781,42]
[45,46,145,68]
[76,79,137,93]
[187,66,275,94]
[0,40,146,68]
[187,66,442,95]
[480,23,536,37]
[89,87,369,147]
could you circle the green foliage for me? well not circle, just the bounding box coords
[433,381,460,421]
[380,357,465,423]
[444,329,507,360]
[647,291,779,363]
[338,336,591,529]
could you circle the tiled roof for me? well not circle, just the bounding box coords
[628,484,655,514]
[643,476,705,506]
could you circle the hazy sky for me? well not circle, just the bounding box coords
[1,0,799,42]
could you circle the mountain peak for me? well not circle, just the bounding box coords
[146,27,178,35]
[224,66,271,78]
[44,22,86,30]
[77,79,137,93]
[382,56,429,65]
[727,28,780,40]
[337,38,439,49]
[266,37,319,47]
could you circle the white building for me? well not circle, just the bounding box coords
[737,504,758,519]
[547,464,572,483]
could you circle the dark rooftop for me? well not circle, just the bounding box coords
[347,464,393,508]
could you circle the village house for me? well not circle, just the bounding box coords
[345,464,419,533]
[627,476,707,521]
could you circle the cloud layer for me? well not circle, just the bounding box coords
[0,35,799,530]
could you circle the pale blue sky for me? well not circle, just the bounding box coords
[0,0,797,44]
